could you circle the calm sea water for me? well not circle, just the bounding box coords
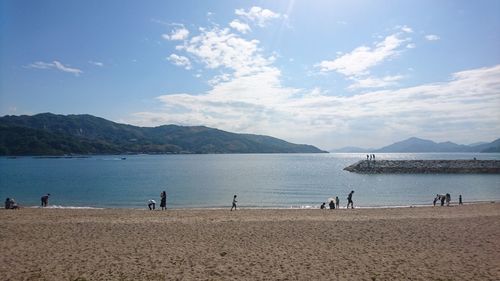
[1,153,499,209]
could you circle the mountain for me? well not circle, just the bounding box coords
[0,113,327,155]
[374,137,500,153]
[375,137,472,153]
[329,146,373,153]
[473,138,500,153]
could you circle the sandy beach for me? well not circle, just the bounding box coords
[1,203,499,281]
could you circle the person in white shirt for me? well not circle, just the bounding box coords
[148,199,156,210]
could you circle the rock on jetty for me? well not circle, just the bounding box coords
[344,160,500,174]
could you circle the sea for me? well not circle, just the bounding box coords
[1,153,499,209]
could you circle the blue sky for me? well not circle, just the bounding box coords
[1,0,499,149]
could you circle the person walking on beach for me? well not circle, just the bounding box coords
[445,193,451,206]
[148,199,156,210]
[329,200,335,209]
[40,193,50,207]
[433,195,438,206]
[335,196,340,209]
[440,194,445,206]
[459,195,463,205]
[231,195,238,211]
[347,191,354,209]
[160,191,167,210]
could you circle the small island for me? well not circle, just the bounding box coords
[344,160,500,174]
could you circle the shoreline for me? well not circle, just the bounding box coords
[16,199,498,210]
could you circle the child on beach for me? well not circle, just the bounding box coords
[320,202,326,209]
[148,199,156,210]
[231,195,237,211]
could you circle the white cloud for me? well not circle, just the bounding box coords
[167,54,192,70]
[316,33,408,76]
[89,61,104,67]
[177,27,273,77]
[229,20,251,34]
[406,43,416,49]
[235,6,281,27]
[162,27,190,41]
[347,75,404,90]
[425,34,440,41]
[401,25,413,33]
[130,63,500,148]
[26,60,82,76]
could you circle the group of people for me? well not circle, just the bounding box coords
[366,154,376,161]
[4,198,19,209]
[147,191,168,210]
[433,193,463,206]
[320,190,355,209]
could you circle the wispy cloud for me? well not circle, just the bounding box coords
[425,34,440,41]
[167,54,191,70]
[229,20,251,34]
[88,60,104,67]
[235,6,281,27]
[26,61,82,76]
[316,32,408,76]
[347,75,404,90]
[162,27,190,41]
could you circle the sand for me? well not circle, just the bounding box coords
[1,204,499,281]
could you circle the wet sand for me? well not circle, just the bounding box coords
[1,203,499,280]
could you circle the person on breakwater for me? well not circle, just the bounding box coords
[347,191,354,209]
[160,191,167,210]
[335,196,340,209]
[40,193,50,207]
[320,202,326,209]
[231,195,238,211]
[329,200,335,209]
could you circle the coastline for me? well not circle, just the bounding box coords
[1,202,499,280]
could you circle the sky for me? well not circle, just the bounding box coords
[1,0,499,149]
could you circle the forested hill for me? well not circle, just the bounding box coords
[0,113,327,155]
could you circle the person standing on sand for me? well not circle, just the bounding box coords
[335,196,340,209]
[160,191,167,210]
[347,191,354,209]
[41,193,50,207]
[445,193,451,206]
[231,195,237,211]
[459,195,463,205]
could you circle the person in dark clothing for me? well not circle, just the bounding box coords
[459,194,463,205]
[41,194,50,207]
[329,200,335,209]
[347,190,354,209]
[320,202,326,209]
[440,195,445,206]
[335,196,340,209]
[160,191,167,210]
[231,195,237,211]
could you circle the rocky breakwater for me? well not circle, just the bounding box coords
[344,160,500,174]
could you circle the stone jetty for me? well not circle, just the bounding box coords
[344,160,500,174]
